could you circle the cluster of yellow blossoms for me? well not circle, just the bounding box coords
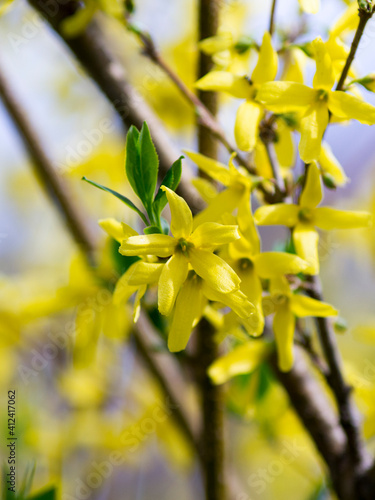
[99,5,374,374]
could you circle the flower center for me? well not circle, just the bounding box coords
[239,258,254,271]
[316,89,328,102]
[178,238,193,257]
[298,207,314,223]
[273,293,289,306]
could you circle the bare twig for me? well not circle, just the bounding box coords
[130,27,256,174]
[307,276,371,472]
[336,6,374,92]
[269,0,277,36]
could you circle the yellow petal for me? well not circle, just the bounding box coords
[254,203,299,227]
[121,222,139,238]
[127,262,164,285]
[299,0,319,14]
[314,208,372,230]
[235,100,263,152]
[190,222,239,249]
[235,264,264,335]
[256,82,316,113]
[282,48,306,84]
[299,102,328,163]
[199,33,233,55]
[253,252,309,278]
[191,178,218,203]
[133,285,147,323]
[192,186,243,229]
[254,141,273,178]
[300,161,323,208]
[120,234,177,258]
[293,224,319,274]
[161,186,193,239]
[158,254,189,316]
[273,303,295,372]
[113,264,139,305]
[189,248,240,293]
[98,218,125,243]
[328,91,375,125]
[184,150,231,186]
[312,37,335,91]
[237,190,260,255]
[208,341,270,384]
[252,32,278,85]
[168,276,203,352]
[274,120,295,168]
[202,281,255,319]
[319,142,348,186]
[195,71,252,99]
[330,2,358,38]
[290,294,338,317]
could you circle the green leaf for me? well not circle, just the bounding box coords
[28,487,56,500]
[144,225,162,234]
[153,156,183,216]
[125,123,159,215]
[82,177,148,225]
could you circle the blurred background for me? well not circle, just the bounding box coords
[1,0,375,499]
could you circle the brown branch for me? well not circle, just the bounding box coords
[195,2,226,499]
[270,347,356,500]
[307,276,371,473]
[0,64,96,263]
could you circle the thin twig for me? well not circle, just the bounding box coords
[269,0,277,36]
[307,276,371,471]
[131,27,256,174]
[336,6,374,92]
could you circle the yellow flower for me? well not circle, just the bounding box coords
[195,32,278,151]
[319,142,348,187]
[184,150,257,228]
[199,32,253,73]
[226,195,310,335]
[119,187,244,316]
[298,0,319,14]
[167,271,256,352]
[257,37,375,162]
[208,340,271,384]
[263,276,338,371]
[254,162,372,274]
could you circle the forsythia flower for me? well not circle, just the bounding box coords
[254,162,372,274]
[167,271,256,352]
[184,151,257,228]
[263,276,338,371]
[119,187,246,316]
[199,32,253,73]
[257,37,375,163]
[225,194,310,335]
[195,32,278,151]
[298,0,319,14]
